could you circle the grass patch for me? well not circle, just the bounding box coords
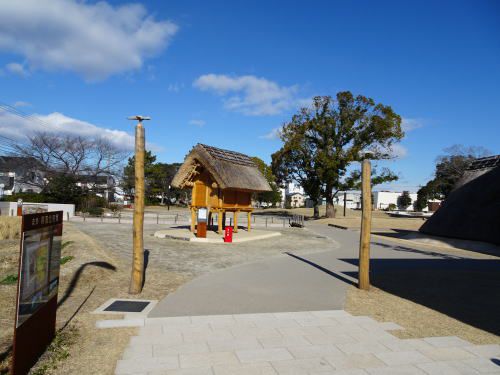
[31,325,80,375]
[61,241,74,250]
[59,256,74,265]
[0,217,21,240]
[0,274,18,285]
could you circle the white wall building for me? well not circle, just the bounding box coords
[289,192,305,208]
[0,202,75,220]
[373,191,418,211]
[334,191,362,210]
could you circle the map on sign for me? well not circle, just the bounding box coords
[16,213,62,327]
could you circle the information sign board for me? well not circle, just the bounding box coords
[11,211,63,375]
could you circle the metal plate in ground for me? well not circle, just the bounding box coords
[104,300,150,313]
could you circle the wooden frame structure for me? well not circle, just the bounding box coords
[172,144,271,235]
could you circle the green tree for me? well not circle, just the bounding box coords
[415,145,490,211]
[251,157,282,207]
[274,93,403,218]
[149,162,182,206]
[122,150,157,201]
[397,191,412,210]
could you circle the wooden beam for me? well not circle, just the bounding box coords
[358,159,372,290]
[247,211,251,232]
[234,210,239,233]
[217,210,223,234]
[190,207,196,233]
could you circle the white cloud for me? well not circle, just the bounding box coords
[259,127,282,140]
[168,83,184,92]
[0,108,135,150]
[389,144,408,159]
[5,62,29,77]
[402,118,424,132]
[189,119,205,127]
[13,101,31,108]
[193,74,302,116]
[0,0,178,81]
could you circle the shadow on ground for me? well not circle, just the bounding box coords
[340,257,500,336]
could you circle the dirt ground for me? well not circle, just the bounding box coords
[0,223,190,375]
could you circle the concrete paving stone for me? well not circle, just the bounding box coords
[162,324,213,335]
[304,333,355,345]
[336,341,392,355]
[210,320,257,329]
[270,358,334,374]
[324,353,386,370]
[279,326,325,337]
[294,317,340,327]
[212,362,277,375]
[347,330,397,342]
[258,335,312,349]
[140,326,164,335]
[328,370,369,375]
[123,344,154,359]
[287,344,343,359]
[146,317,192,327]
[163,368,213,375]
[463,345,500,358]
[366,365,427,374]
[236,348,294,363]
[459,357,500,373]
[310,311,352,319]
[254,319,301,329]
[399,339,437,352]
[423,336,472,348]
[417,361,470,375]
[190,315,236,325]
[273,312,317,320]
[320,324,368,335]
[153,342,209,357]
[115,357,179,374]
[442,361,482,374]
[182,329,234,343]
[234,313,282,322]
[375,350,432,366]
[232,326,284,339]
[179,352,239,369]
[419,347,477,361]
[207,337,263,352]
[130,334,184,346]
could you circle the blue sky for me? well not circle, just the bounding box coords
[0,0,499,191]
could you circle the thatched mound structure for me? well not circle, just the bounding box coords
[172,144,270,192]
[420,155,500,245]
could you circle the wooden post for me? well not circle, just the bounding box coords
[247,212,251,232]
[343,191,347,217]
[218,210,223,234]
[234,211,239,233]
[358,158,372,291]
[190,207,196,233]
[129,120,145,294]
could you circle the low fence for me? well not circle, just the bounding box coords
[71,211,306,229]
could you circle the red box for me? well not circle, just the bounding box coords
[224,226,233,243]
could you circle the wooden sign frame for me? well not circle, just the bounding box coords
[11,211,63,375]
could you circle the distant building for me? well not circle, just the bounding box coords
[288,192,305,208]
[0,156,44,197]
[75,174,117,201]
[280,182,305,208]
[334,191,362,210]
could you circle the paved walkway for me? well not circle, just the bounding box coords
[116,310,500,374]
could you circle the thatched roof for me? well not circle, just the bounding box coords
[172,144,271,192]
[420,155,500,245]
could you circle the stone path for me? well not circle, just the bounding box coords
[115,310,500,374]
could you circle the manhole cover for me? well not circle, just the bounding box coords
[104,300,150,313]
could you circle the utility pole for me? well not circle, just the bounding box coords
[343,191,347,217]
[128,115,150,294]
[358,158,372,290]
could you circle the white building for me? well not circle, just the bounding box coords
[288,192,305,208]
[373,191,418,211]
[280,182,306,208]
[334,191,362,210]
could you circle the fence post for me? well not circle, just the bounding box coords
[118,212,121,224]
[175,214,178,224]
[253,215,255,223]
[66,212,70,221]
[271,217,274,224]
[101,214,103,223]
[265,217,268,228]
[83,212,86,222]
[157,213,159,224]
[283,218,285,228]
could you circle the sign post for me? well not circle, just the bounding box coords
[11,211,63,375]
[197,208,208,238]
[358,159,372,290]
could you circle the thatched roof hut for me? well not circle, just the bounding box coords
[172,144,271,235]
[420,155,500,245]
[172,144,271,192]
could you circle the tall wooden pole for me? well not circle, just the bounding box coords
[358,158,372,290]
[129,119,146,294]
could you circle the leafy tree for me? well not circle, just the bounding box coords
[42,174,83,205]
[397,191,412,210]
[273,93,403,218]
[149,162,182,206]
[251,157,282,207]
[415,145,490,211]
[122,150,157,201]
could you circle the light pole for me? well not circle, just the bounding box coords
[128,115,150,294]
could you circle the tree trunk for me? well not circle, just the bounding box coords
[313,204,320,219]
[326,201,335,218]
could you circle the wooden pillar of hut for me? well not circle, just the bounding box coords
[234,210,239,233]
[217,210,223,234]
[247,211,251,232]
[190,207,196,233]
[222,212,226,229]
